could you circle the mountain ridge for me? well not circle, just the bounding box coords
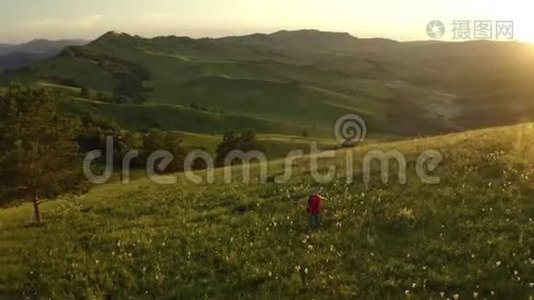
[1,29,533,137]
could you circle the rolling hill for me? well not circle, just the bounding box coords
[0,39,88,72]
[0,123,532,298]
[1,30,533,138]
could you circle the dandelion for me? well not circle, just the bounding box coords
[514,270,519,275]
[268,271,272,277]
[473,291,479,298]
[295,265,301,272]
[307,245,313,250]
[529,282,533,287]
[496,261,501,267]
[404,290,410,295]
[491,291,495,295]
[439,292,445,298]
[412,283,417,288]
[453,294,459,300]
[304,268,309,274]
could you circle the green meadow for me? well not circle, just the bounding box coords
[1,123,533,298]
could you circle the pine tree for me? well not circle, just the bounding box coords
[0,85,84,224]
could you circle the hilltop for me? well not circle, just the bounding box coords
[0,123,532,298]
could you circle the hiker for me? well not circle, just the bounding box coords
[307,191,327,230]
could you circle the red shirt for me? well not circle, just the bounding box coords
[307,194,321,215]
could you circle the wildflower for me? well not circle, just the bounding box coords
[304,268,308,274]
[496,261,501,267]
[514,270,519,275]
[295,265,301,272]
[439,292,445,298]
[268,271,272,277]
[529,282,533,287]
[404,290,410,295]
[307,245,313,250]
[473,291,479,298]
[453,294,459,300]
[412,283,417,288]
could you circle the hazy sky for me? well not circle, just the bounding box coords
[1,0,532,43]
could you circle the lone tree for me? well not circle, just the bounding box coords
[0,85,84,224]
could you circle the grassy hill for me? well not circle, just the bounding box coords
[2,30,533,137]
[0,123,532,298]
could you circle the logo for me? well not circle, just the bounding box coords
[426,20,445,39]
[334,114,367,146]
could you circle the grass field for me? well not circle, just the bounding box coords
[1,123,533,298]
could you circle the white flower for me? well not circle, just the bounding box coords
[514,270,519,275]
[304,268,308,274]
[439,291,445,298]
[496,261,501,267]
[404,290,410,295]
[473,291,479,298]
[529,282,533,287]
[295,265,301,272]
[268,271,272,277]
[453,294,459,300]
[411,283,417,288]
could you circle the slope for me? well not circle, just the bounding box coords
[0,123,532,298]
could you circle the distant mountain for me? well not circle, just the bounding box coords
[218,29,399,53]
[1,30,533,137]
[0,39,88,71]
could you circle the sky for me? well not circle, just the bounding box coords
[1,0,532,44]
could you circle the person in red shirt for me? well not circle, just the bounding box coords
[307,191,327,230]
